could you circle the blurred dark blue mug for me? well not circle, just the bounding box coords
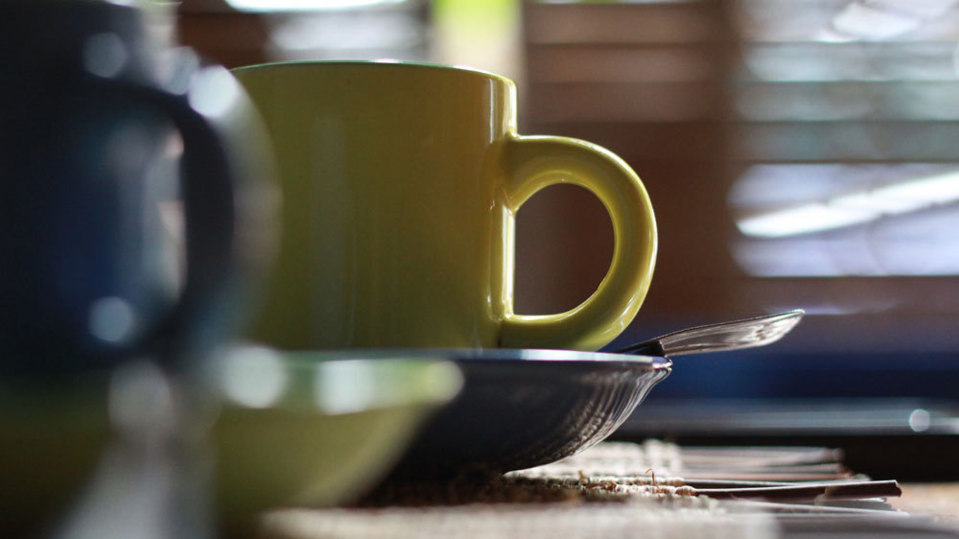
[0,0,275,375]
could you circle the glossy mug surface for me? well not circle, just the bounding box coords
[235,61,656,351]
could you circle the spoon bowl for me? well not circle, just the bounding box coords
[614,310,805,357]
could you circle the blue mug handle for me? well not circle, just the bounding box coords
[80,63,246,368]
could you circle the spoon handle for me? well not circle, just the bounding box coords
[614,309,805,357]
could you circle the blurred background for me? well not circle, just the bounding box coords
[173,0,959,418]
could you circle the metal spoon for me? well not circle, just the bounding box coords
[613,309,805,357]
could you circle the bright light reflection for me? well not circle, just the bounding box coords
[737,168,959,238]
[226,0,405,12]
[828,3,922,40]
[315,360,377,415]
[270,12,419,51]
[88,296,138,344]
[188,66,240,119]
[822,0,958,42]
[738,204,873,238]
[220,346,288,408]
[83,33,128,79]
[909,408,931,432]
[735,208,959,276]
[731,163,959,276]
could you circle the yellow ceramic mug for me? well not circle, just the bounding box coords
[234,61,656,351]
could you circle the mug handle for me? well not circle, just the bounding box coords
[498,135,658,351]
[88,66,240,364]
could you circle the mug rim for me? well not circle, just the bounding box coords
[231,59,516,89]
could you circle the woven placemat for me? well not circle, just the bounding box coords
[257,441,787,538]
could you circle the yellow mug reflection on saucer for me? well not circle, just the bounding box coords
[233,61,657,352]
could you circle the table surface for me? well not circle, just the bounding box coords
[895,484,959,527]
